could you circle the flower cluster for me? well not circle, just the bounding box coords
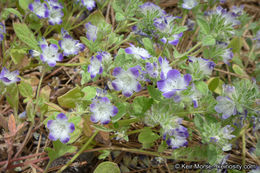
[157,69,192,102]
[29,0,64,25]
[139,2,166,16]
[182,0,198,10]
[0,22,6,42]
[188,56,215,78]
[216,42,234,64]
[47,113,75,143]
[79,0,96,11]
[29,38,63,67]
[90,96,118,124]
[144,104,189,149]
[85,22,98,42]
[0,67,21,85]
[125,44,151,60]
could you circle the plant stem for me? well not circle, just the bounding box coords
[56,62,88,66]
[242,126,246,173]
[56,130,99,173]
[43,160,52,173]
[108,33,133,52]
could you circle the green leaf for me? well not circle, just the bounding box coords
[85,10,106,26]
[208,77,219,92]
[92,124,114,132]
[68,116,81,144]
[195,81,208,95]
[138,127,159,149]
[111,102,127,123]
[232,64,247,76]
[19,0,32,10]
[45,140,77,162]
[82,86,97,101]
[57,87,84,108]
[2,8,23,21]
[115,12,125,21]
[197,17,210,34]
[142,38,155,55]
[255,139,260,157]
[228,37,243,54]
[132,96,153,116]
[26,100,34,123]
[94,161,120,173]
[18,81,33,98]
[13,23,39,50]
[10,49,26,64]
[207,144,218,165]
[202,35,216,46]
[147,86,162,101]
[6,84,19,114]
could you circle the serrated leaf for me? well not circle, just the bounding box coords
[197,17,210,34]
[94,161,120,173]
[202,35,216,46]
[57,87,84,109]
[147,86,161,100]
[18,81,33,98]
[13,23,39,50]
[138,127,159,149]
[45,140,77,162]
[132,96,153,116]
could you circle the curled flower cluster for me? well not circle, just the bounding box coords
[79,0,96,11]
[188,56,215,77]
[182,0,198,10]
[29,0,64,25]
[85,22,98,42]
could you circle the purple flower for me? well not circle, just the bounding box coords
[154,15,180,33]
[125,44,151,60]
[59,33,85,56]
[90,97,118,124]
[231,5,244,16]
[81,0,96,11]
[186,19,195,31]
[0,67,21,85]
[47,5,64,25]
[139,2,166,16]
[161,33,183,45]
[46,0,63,9]
[217,42,233,64]
[190,84,203,108]
[157,69,192,99]
[158,56,172,79]
[182,0,198,10]
[85,22,98,42]
[47,113,75,143]
[212,6,240,27]
[112,67,142,97]
[0,22,6,41]
[88,54,103,78]
[145,62,159,78]
[215,96,236,119]
[254,30,260,49]
[97,51,112,63]
[29,0,49,19]
[189,57,215,75]
[40,42,63,67]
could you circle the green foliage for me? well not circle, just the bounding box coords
[94,161,120,173]
[18,81,33,98]
[197,17,210,35]
[202,35,216,46]
[10,49,26,64]
[138,127,159,149]
[57,87,84,109]
[1,8,23,20]
[147,86,162,101]
[45,140,77,162]
[132,96,153,116]
[19,0,32,11]
[13,23,39,50]
[111,102,128,122]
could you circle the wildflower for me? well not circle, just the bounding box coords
[253,30,260,49]
[188,57,215,76]
[85,22,98,42]
[157,69,192,100]
[125,44,151,60]
[154,15,180,33]
[161,33,183,45]
[186,19,195,31]
[216,42,234,64]
[0,22,6,41]
[112,67,142,97]
[0,67,21,85]
[158,56,172,80]
[88,54,103,78]
[231,5,244,16]
[182,0,198,10]
[29,0,49,19]
[19,111,27,119]
[97,51,112,63]
[145,62,159,78]
[189,84,203,108]
[139,2,166,16]
[47,113,75,143]
[215,96,236,119]
[47,0,63,9]
[214,6,240,26]
[81,0,96,11]
[47,4,64,25]
[59,34,85,56]
[90,97,118,124]
[40,43,63,67]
